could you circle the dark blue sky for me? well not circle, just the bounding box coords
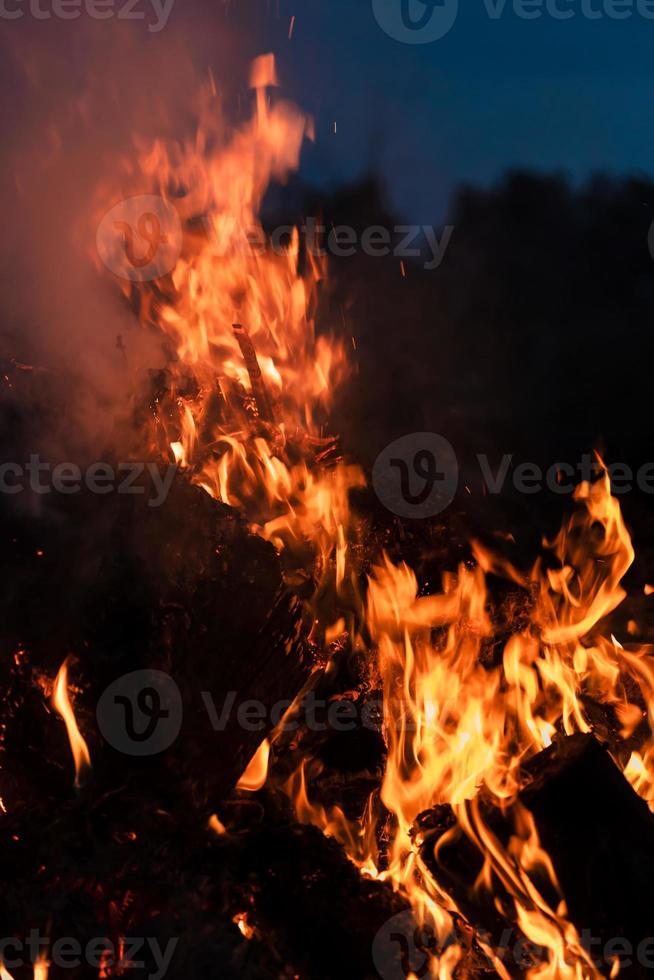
[232,0,654,223]
[3,0,651,226]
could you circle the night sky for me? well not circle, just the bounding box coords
[239,0,654,223]
[2,0,652,225]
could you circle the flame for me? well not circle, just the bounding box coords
[98,938,128,978]
[0,963,14,980]
[233,912,255,939]
[283,467,653,975]
[100,56,654,976]
[208,813,227,835]
[236,738,270,792]
[52,659,91,789]
[33,957,49,980]
[362,470,640,973]
[100,53,362,639]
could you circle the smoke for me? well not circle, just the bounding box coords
[0,11,259,457]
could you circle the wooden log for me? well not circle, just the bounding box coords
[0,797,412,980]
[0,473,311,816]
[418,735,654,978]
[232,323,274,424]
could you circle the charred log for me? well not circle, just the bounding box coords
[232,323,275,425]
[418,734,654,978]
[0,475,311,818]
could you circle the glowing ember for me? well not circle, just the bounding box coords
[208,814,227,835]
[233,912,255,940]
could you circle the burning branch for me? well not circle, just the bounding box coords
[232,322,275,425]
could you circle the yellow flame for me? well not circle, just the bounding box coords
[33,956,49,980]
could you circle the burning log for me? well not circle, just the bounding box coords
[418,734,654,978]
[0,474,311,816]
[226,821,410,980]
[8,48,654,980]
[0,463,322,976]
[199,379,228,446]
[232,323,275,425]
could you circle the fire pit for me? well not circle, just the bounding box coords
[2,52,654,980]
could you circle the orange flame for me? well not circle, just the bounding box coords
[208,813,227,835]
[100,55,652,977]
[284,467,650,974]
[33,956,49,980]
[233,912,255,940]
[101,52,362,638]
[236,738,270,792]
[52,659,91,789]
